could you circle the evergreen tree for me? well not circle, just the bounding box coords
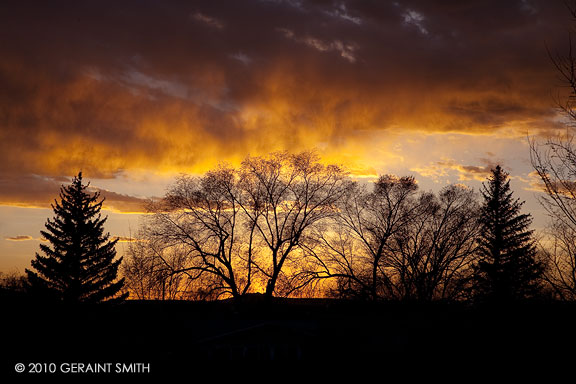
[25,172,127,303]
[473,166,543,302]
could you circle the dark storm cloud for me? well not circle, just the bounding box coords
[0,0,570,196]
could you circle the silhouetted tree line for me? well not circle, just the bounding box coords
[120,154,544,303]
[0,157,538,304]
[9,162,551,304]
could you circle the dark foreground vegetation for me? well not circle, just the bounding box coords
[3,291,576,378]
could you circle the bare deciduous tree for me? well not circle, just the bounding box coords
[298,175,421,300]
[538,222,576,300]
[144,167,256,300]
[386,185,480,301]
[299,181,480,301]
[0,271,26,293]
[529,3,576,300]
[129,152,349,300]
[236,151,350,298]
[530,139,576,299]
[122,236,196,300]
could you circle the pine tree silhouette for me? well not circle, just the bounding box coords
[25,172,127,303]
[473,166,543,302]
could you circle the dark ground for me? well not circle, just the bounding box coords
[2,292,575,379]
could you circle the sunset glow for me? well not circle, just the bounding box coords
[0,0,571,272]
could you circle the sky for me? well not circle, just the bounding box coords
[0,0,573,273]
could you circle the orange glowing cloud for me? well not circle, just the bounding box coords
[0,0,571,209]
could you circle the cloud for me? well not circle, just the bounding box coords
[4,235,34,242]
[5,234,136,243]
[520,170,576,197]
[95,189,152,214]
[230,52,252,65]
[277,28,358,62]
[402,9,428,35]
[412,158,496,182]
[190,11,225,30]
[325,2,363,25]
[0,174,151,213]
[0,0,570,208]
